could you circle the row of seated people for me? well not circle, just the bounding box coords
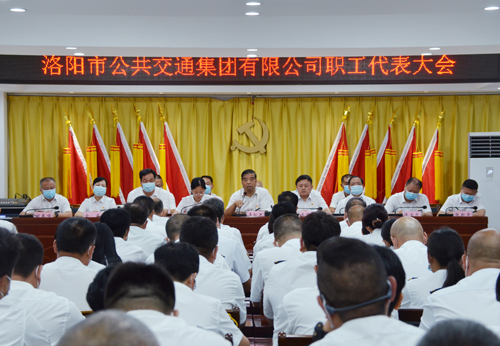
[1,201,500,346]
[18,168,486,218]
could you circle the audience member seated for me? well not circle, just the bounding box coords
[335,176,375,214]
[4,233,84,344]
[39,217,100,311]
[311,237,424,346]
[127,168,176,214]
[0,220,17,233]
[58,310,160,346]
[0,228,51,346]
[179,216,247,324]
[134,195,168,239]
[101,208,148,263]
[401,228,465,309]
[92,222,122,267]
[391,217,429,280]
[20,177,72,217]
[438,179,486,216]
[385,177,432,216]
[175,177,214,214]
[293,175,332,214]
[154,174,176,214]
[339,197,367,234]
[75,177,117,216]
[417,320,500,346]
[329,173,352,213]
[255,191,298,244]
[225,169,274,216]
[251,212,302,307]
[358,204,388,246]
[166,214,189,242]
[340,205,364,238]
[264,212,340,322]
[155,242,249,346]
[381,218,397,247]
[86,265,118,312]
[104,262,231,346]
[152,198,169,228]
[420,228,500,331]
[122,203,165,256]
[203,198,245,248]
[202,175,224,201]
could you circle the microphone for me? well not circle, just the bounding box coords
[236,192,248,214]
[180,204,198,214]
[446,206,478,213]
[394,205,427,213]
[20,206,59,217]
[337,207,345,214]
[298,207,323,211]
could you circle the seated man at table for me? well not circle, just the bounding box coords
[384,177,433,216]
[329,173,352,213]
[293,175,332,215]
[335,176,375,214]
[20,177,72,217]
[438,179,486,216]
[225,169,274,216]
[127,168,176,214]
[202,175,224,201]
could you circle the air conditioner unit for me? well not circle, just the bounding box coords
[468,132,500,229]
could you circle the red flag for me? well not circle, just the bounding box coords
[391,126,417,194]
[64,127,89,204]
[116,123,134,199]
[317,122,349,206]
[162,121,190,204]
[422,128,443,203]
[376,126,396,203]
[138,122,160,174]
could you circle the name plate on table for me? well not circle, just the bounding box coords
[453,211,473,217]
[403,211,422,217]
[84,212,102,218]
[247,211,265,217]
[33,211,54,218]
[299,211,314,217]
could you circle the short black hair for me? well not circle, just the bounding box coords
[39,177,56,188]
[153,199,164,214]
[179,216,218,259]
[100,209,131,238]
[93,222,122,266]
[348,175,364,185]
[134,195,154,215]
[187,204,218,224]
[190,177,206,190]
[345,197,367,213]
[405,177,422,189]
[277,191,299,207]
[0,228,21,278]
[427,228,465,288]
[381,218,397,247]
[56,217,97,256]
[268,202,297,234]
[155,242,200,282]
[273,214,302,242]
[203,198,225,222]
[156,175,163,181]
[341,174,352,184]
[302,212,340,251]
[87,265,118,312]
[92,177,108,187]
[104,263,175,314]
[462,179,478,191]
[362,204,388,230]
[123,203,149,226]
[201,175,213,184]
[295,175,313,185]
[165,214,190,241]
[241,169,257,180]
[139,168,157,180]
[417,320,500,346]
[13,233,44,278]
[372,245,406,315]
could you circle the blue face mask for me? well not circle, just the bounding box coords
[343,185,350,194]
[42,189,56,200]
[205,185,212,194]
[350,185,363,196]
[405,191,418,201]
[142,182,156,193]
[461,193,474,203]
[93,186,107,197]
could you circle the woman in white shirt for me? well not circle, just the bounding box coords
[360,203,388,246]
[75,177,117,216]
[174,178,213,214]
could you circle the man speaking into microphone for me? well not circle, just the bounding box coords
[20,177,72,217]
[225,169,274,216]
[384,177,433,216]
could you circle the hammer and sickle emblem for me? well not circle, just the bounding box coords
[230,117,269,154]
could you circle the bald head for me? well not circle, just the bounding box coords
[390,217,424,248]
[466,228,500,275]
[58,310,159,346]
[347,205,364,224]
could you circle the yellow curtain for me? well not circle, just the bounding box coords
[8,95,500,203]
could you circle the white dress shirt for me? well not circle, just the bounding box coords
[220,224,245,248]
[227,187,274,213]
[127,186,176,210]
[194,255,247,324]
[0,299,51,346]
[39,256,99,311]
[310,315,424,346]
[335,194,376,214]
[330,190,349,210]
[127,225,165,256]
[264,251,317,319]
[4,280,84,345]
[114,237,148,262]
[384,191,432,214]
[439,193,485,214]
[250,238,302,302]
[273,286,324,346]
[175,194,213,213]
[401,269,447,309]
[217,235,251,283]
[152,214,169,229]
[256,222,270,242]
[357,228,385,246]
[0,220,17,233]
[394,240,429,280]
[127,310,231,346]
[293,190,329,212]
[339,219,349,233]
[420,268,500,331]
[77,195,116,213]
[146,219,167,238]
[253,232,276,255]
[21,193,72,214]
[174,282,244,346]
[340,220,363,238]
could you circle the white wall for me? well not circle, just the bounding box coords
[0,93,7,198]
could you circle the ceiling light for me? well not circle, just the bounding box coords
[69,92,74,94]
[159,92,164,94]
[74,52,85,56]
[10,8,26,12]
[484,6,499,10]
[498,87,500,89]
[245,12,259,16]
[247,54,258,58]
[421,53,432,56]
[246,2,261,5]
[247,48,258,52]
[429,47,441,51]
[66,47,77,50]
